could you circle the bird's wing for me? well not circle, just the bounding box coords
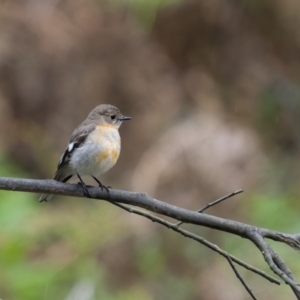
[57,123,96,169]
[39,123,97,202]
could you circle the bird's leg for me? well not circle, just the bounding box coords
[92,176,110,193]
[77,173,92,198]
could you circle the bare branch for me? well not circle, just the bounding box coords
[246,230,300,297]
[198,189,244,213]
[175,189,243,227]
[272,255,300,300]
[112,202,280,285]
[0,177,300,297]
[226,254,258,300]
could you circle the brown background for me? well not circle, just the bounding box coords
[0,0,300,299]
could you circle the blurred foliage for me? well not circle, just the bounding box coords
[250,193,300,231]
[110,0,182,28]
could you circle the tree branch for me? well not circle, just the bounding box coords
[225,254,258,300]
[0,177,300,298]
[112,202,280,285]
[175,189,243,226]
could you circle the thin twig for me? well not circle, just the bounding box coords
[175,189,243,227]
[199,189,243,213]
[111,202,280,285]
[226,254,258,300]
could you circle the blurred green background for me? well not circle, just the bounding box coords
[1,0,300,299]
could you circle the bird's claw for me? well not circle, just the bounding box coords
[78,182,92,198]
[99,183,110,193]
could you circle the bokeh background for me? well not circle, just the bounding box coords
[0,0,300,299]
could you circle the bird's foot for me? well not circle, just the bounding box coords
[98,182,110,193]
[92,176,110,193]
[77,182,92,198]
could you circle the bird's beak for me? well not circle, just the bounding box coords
[119,116,131,121]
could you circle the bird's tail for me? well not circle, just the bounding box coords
[39,166,72,202]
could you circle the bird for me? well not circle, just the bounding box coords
[39,104,131,202]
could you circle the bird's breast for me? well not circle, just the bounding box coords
[88,125,121,173]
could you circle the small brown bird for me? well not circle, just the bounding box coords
[39,104,131,202]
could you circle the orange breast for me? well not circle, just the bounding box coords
[90,125,120,167]
[97,146,119,164]
[93,145,119,170]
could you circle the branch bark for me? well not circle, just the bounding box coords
[1,177,300,298]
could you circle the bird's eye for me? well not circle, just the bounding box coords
[111,115,116,120]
